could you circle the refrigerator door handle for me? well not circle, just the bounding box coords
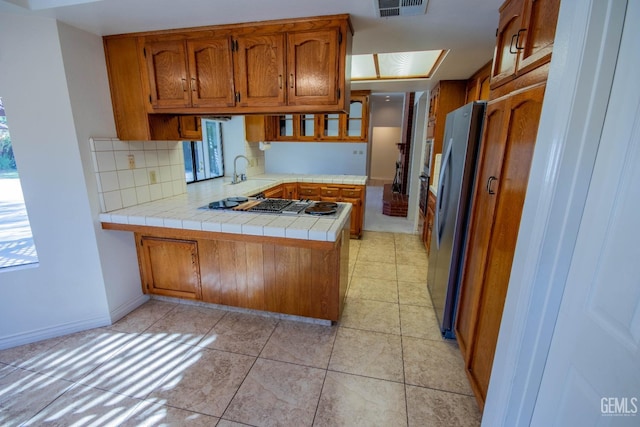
[435,138,453,250]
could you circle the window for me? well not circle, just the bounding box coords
[0,97,39,269]
[183,119,224,183]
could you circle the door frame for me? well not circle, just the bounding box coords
[482,0,628,425]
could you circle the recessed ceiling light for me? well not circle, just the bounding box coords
[351,50,446,81]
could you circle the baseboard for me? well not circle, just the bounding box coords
[0,314,112,350]
[109,293,150,323]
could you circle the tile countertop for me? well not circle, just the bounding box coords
[99,174,367,242]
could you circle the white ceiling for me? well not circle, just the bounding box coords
[0,0,502,92]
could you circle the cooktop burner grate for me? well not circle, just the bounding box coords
[248,198,294,213]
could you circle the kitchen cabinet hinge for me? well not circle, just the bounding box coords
[143,47,146,57]
[148,95,152,104]
[337,88,341,100]
[338,31,342,45]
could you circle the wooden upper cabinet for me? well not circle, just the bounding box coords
[287,28,340,106]
[466,61,492,103]
[267,91,369,142]
[144,37,235,110]
[517,0,561,73]
[144,40,191,109]
[104,14,352,140]
[491,0,560,89]
[234,34,286,107]
[187,37,235,108]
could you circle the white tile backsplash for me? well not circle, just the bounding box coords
[90,137,186,212]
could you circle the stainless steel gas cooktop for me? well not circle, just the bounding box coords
[203,198,341,216]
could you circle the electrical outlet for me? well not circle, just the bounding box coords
[359,150,364,155]
[128,154,135,169]
[149,170,157,184]
[353,150,357,154]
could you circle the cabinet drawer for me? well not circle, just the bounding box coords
[341,188,361,198]
[298,185,320,197]
[320,187,341,197]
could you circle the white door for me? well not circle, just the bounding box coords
[531,2,640,425]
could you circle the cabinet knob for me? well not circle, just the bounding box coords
[191,78,196,92]
[279,75,283,89]
[181,78,187,92]
[289,74,294,89]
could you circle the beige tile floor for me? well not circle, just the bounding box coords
[0,231,481,427]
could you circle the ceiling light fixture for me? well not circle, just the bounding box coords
[351,50,446,81]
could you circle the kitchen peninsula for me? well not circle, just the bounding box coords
[100,174,366,322]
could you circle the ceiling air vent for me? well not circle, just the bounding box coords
[375,0,429,18]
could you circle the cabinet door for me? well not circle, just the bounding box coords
[283,183,298,200]
[144,40,191,109]
[187,38,235,108]
[342,197,362,238]
[490,0,524,88]
[234,34,286,107]
[287,28,340,106]
[343,93,370,141]
[457,83,546,407]
[516,0,560,74]
[138,236,201,299]
[297,114,318,140]
[178,115,202,140]
[274,114,297,140]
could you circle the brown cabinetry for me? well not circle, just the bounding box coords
[465,61,492,103]
[491,0,560,89]
[286,29,341,107]
[234,34,286,107]
[264,182,365,239]
[103,15,353,141]
[143,37,235,110]
[124,225,350,322]
[427,80,467,185]
[137,236,201,300]
[423,190,436,254]
[457,83,547,409]
[263,184,284,199]
[455,0,559,410]
[269,91,370,142]
[244,115,275,143]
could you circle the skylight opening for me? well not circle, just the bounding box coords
[351,50,446,81]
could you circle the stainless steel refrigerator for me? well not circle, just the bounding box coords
[427,101,486,339]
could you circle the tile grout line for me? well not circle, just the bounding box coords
[216,318,281,423]
[396,235,411,427]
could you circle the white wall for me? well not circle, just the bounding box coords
[0,14,112,348]
[369,127,401,182]
[220,117,265,178]
[57,22,146,324]
[406,91,429,225]
[265,142,367,175]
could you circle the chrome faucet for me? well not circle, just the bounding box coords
[232,155,250,184]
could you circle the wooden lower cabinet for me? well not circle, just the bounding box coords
[137,236,202,300]
[133,225,349,321]
[263,184,284,198]
[263,182,365,239]
[455,82,546,409]
[423,191,436,254]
